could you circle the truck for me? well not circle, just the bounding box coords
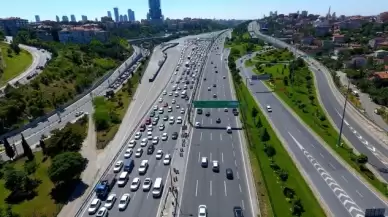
[95,173,116,199]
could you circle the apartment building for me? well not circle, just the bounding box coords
[59,24,109,44]
[0,17,28,36]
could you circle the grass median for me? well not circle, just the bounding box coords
[257,55,388,196]
[234,79,326,217]
[94,58,148,149]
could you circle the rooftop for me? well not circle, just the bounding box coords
[374,71,388,79]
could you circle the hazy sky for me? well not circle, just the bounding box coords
[1,0,387,22]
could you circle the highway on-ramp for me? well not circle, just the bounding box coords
[249,21,388,182]
[239,61,388,217]
[179,34,255,217]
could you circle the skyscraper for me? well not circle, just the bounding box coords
[127,9,135,21]
[119,15,123,22]
[62,15,69,22]
[35,15,40,22]
[70,14,76,22]
[56,15,60,22]
[123,15,128,22]
[148,0,163,22]
[81,15,88,22]
[113,7,119,22]
[107,11,112,18]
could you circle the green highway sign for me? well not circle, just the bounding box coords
[193,100,239,108]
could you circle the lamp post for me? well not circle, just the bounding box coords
[337,79,351,148]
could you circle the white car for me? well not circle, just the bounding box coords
[88,198,101,214]
[159,108,164,114]
[147,126,153,132]
[226,126,232,133]
[176,104,180,109]
[158,97,163,103]
[177,116,182,124]
[168,106,173,112]
[163,154,171,165]
[124,149,133,159]
[147,131,153,140]
[138,160,149,174]
[156,149,164,159]
[195,122,201,128]
[130,177,141,191]
[118,194,130,211]
[172,99,176,104]
[168,92,173,96]
[104,194,117,210]
[135,148,143,158]
[266,105,272,112]
[224,108,228,112]
[180,108,185,114]
[140,138,148,147]
[142,178,152,191]
[159,124,165,131]
[152,136,159,145]
[198,205,207,217]
[161,133,168,141]
[153,105,158,111]
[113,161,123,173]
[96,207,108,217]
[163,90,167,95]
[177,86,181,90]
[134,132,141,140]
[169,116,175,124]
[128,140,136,148]
[207,87,211,91]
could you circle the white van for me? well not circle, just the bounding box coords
[117,171,129,187]
[152,177,164,198]
[181,90,186,98]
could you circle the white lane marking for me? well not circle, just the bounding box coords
[220,133,223,141]
[210,180,213,196]
[237,171,240,179]
[210,118,213,124]
[320,153,325,158]
[224,180,228,196]
[195,180,198,197]
[328,163,336,170]
[147,190,151,199]
[289,132,365,217]
[356,190,363,198]
[210,152,212,161]
[200,132,203,141]
[233,150,236,157]
[222,152,224,163]
[235,160,237,166]
[198,152,201,162]
[239,184,242,192]
[241,200,245,210]
[310,143,316,148]
[210,133,213,141]
[342,176,348,183]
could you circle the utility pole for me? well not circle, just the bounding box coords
[337,79,351,148]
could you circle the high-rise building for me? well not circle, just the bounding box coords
[0,17,28,36]
[127,9,135,21]
[119,15,123,22]
[34,15,40,22]
[301,10,308,17]
[123,15,128,22]
[70,14,76,22]
[56,15,60,22]
[62,15,69,22]
[113,7,119,22]
[81,15,88,22]
[107,11,112,18]
[148,0,163,22]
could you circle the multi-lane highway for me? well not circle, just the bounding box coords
[179,33,255,217]
[78,38,214,217]
[249,21,388,182]
[239,50,388,216]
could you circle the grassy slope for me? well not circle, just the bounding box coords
[0,42,33,86]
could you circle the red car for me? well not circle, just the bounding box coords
[145,118,151,125]
[164,103,168,107]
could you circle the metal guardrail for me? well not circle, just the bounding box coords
[0,50,143,141]
[73,43,180,217]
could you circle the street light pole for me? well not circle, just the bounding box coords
[337,79,351,148]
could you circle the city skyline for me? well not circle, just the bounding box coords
[1,0,387,22]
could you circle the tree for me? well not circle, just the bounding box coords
[264,145,276,157]
[283,76,289,86]
[10,41,20,55]
[39,139,47,156]
[46,123,85,157]
[292,199,305,216]
[260,128,270,142]
[48,152,88,185]
[279,170,289,182]
[357,154,368,164]
[251,107,258,120]
[3,138,15,160]
[4,168,30,192]
[256,117,263,128]
[4,205,20,217]
[21,134,34,161]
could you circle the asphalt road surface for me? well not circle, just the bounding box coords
[0,46,142,160]
[248,22,388,183]
[240,64,388,217]
[179,36,254,217]
[79,39,213,217]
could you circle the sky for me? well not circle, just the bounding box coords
[0,0,387,22]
